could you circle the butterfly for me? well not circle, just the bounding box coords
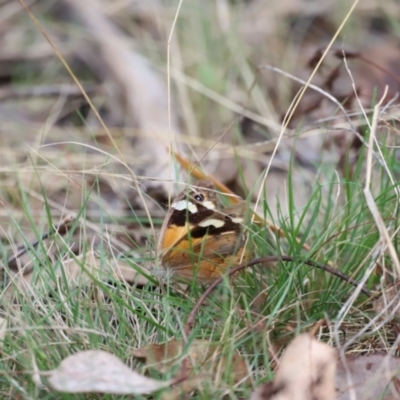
[157,179,249,284]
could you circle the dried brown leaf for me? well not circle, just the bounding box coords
[250,333,337,400]
[337,353,400,400]
[48,350,171,394]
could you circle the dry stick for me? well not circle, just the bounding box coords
[7,215,74,269]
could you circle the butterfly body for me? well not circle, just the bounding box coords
[157,180,248,284]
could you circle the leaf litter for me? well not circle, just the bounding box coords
[1,0,400,399]
[48,350,172,394]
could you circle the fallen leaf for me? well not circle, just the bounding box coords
[48,350,171,394]
[250,333,337,400]
[336,353,400,400]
